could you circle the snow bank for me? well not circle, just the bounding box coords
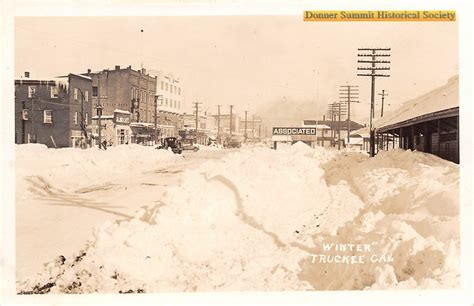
[299,149,459,290]
[16,144,181,204]
[16,144,459,293]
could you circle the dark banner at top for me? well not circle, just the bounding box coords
[272,127,316,136]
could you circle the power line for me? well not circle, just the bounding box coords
[357,47,391,157]
[339,85,360,146]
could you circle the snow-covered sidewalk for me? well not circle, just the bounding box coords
[16,143,459,292]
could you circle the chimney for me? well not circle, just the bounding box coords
[115,65,120,70]
[142,68,146,75]
[87,69,91,74]
[24,71,30,78]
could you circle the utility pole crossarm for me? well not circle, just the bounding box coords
[357,74,391,77]
[357,47,391,157]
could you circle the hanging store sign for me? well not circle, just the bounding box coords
[114,112,130,125]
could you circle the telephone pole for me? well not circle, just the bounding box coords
[154,95,162,143]
[216,105,221,144]
[96,77,103,149]
[379,89,388,117]
[244,110,248,143]
[252,114,255,141]
[339,85,360,146]
[328,102,347,150]
[229,105,234,136]
[193,102,202,143]
[357,47,391,157]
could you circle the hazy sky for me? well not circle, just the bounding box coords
[15,16,458,124]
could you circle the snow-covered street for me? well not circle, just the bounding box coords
[15,143,459,293]
[15,144,232,282]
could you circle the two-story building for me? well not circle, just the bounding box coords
[14,73,93,148]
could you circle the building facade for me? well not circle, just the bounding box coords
[239,116,263,142]
[92,110,132,146]
[375,76,459,163]
[182,113,209,145]
[149,70,184,138]
[302,119,365,147]
[15,73,93,148]
[87,66,157,124]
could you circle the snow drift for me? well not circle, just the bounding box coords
[16,143,459,293]
[16,144,181,204]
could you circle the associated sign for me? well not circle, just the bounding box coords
[272,127,316,135]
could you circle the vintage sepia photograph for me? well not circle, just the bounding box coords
[1,1,471,302]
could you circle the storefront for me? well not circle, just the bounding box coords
[92,110,132,146]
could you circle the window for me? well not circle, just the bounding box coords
[28,86,36,98]
[44,110,53,123]
[73,88,78,100]
[165,83,168,91]
[178,101,180,109]
[85,112,89,124]
[84,90,89,102]
[92,86,98,97]
[178,87,181,95]
[165,98,168,106]
[174,85,177,94]
[51,86,59,98]
[161,81,164,90]
[74,112,78,125]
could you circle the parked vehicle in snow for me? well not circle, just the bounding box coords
[181,139,199,152]
[156,137,182,154]
[223,136,241,148]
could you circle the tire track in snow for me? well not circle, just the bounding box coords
[207,175,286,248]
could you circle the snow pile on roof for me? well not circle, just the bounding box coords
[17,145,459,293]
[113,109,131,114]
[15,144,181,204]
[375,76,458,129]
[351,126,370,138]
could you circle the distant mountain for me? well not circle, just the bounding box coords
[257,98,321,128]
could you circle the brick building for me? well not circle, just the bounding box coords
[14,73,93,148]
[86,66,157,124]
